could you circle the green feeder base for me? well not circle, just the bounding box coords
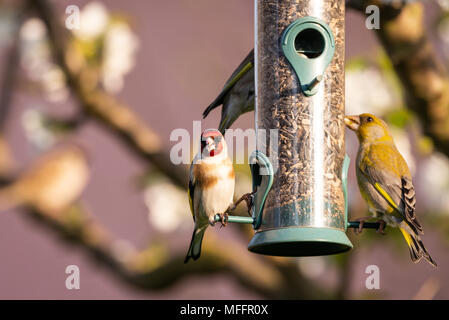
[248,227,353,257]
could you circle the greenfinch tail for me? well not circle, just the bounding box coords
[399,223,437,267]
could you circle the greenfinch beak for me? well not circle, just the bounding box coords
[344,115,360,131]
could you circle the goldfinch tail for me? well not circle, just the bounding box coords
[399,225,437,268]
[184,227,206,264]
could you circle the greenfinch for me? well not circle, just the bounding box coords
[185,129,235,263]
[202,50,254,133]
[345,113,437,267]
[201,46,318,132]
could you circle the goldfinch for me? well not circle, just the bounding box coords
[202,50,254,133]
[345,113,436,267]
[0,145,89,214]
[184,129,235,263]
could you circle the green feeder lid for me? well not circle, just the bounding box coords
[248,227,353,257]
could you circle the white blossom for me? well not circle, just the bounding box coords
[346,67,397,116]
[21,109,55,150]
[102,22,139,93]
[144,181,190,233]
[20,18,51,81]
[20,17,46,42]
[420,153,449,213]
[20,18,68,102]
[73,2,109,41]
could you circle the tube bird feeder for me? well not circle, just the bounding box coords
[247,0,352,256]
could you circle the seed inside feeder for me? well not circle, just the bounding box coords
[256,0,346,231]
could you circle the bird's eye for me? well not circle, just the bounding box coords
[367,117,373,123]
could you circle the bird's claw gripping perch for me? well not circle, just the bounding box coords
[352,216,371,234]
[219,212,229,228]
[231,192,255,216]
[350,218,386,235]
[376,220,386,235]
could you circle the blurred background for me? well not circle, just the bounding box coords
[0,0,448,299]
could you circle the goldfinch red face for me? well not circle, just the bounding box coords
[201,130,224,158]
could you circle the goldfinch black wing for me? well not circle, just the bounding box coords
[188,161,196,221]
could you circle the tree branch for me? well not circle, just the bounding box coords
[24,201,292,298]
[376,3,449,156]
[30,0,189,188]
[0,5,24,129]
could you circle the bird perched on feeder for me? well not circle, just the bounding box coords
[185,129,235,263]
[202,50,254,133]
[202,47,315,132]
[345,113,437,267]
